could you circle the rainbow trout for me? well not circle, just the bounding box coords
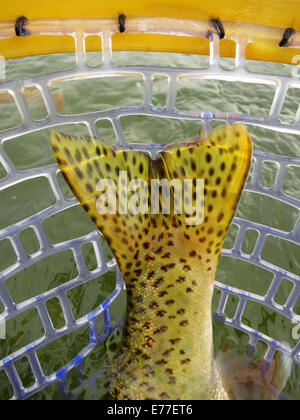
[51,123,252,400]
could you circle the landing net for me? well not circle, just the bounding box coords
[0,17,299,399]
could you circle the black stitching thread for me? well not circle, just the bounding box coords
[15,16,29,37]
[210,18,225,40]
[118,14,126,33]
[279,27,296,47]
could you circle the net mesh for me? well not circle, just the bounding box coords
[0,19,299,400]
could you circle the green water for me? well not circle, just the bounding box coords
[0,51,299,400]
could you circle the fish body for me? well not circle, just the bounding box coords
[51,123,252,399]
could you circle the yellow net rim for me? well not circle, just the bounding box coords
[0,0,300,64]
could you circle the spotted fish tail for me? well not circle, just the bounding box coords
[50,123,252,400]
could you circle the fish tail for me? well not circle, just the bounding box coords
[51,123,252,400]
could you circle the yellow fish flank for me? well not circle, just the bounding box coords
[51,123,252,400]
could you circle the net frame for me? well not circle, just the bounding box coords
[0,17,299,400]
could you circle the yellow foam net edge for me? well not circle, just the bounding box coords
[0,0,300,64]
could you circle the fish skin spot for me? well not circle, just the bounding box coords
[177,309,185,315]
[170,338,181,345]
[180,167,185,176]
[161,263,175,272]
[160,392,170,399]
[82,147,89,159]
[75,167,84,179]
[156,359,168,366]
[53,144,59,153]
[154,326,168,334]
[206,153,212,163]
[162,252,170,259]
[151,218,157,228]
[87,162,93,175]
[163,348,174,357]
[139,381,149,388]
[165,299,175,305]
[217,212,224,222]
[85,183,93,192]
[153,277,163,288]
[54,133,61,143]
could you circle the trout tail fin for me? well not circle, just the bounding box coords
[50,123,252,280]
